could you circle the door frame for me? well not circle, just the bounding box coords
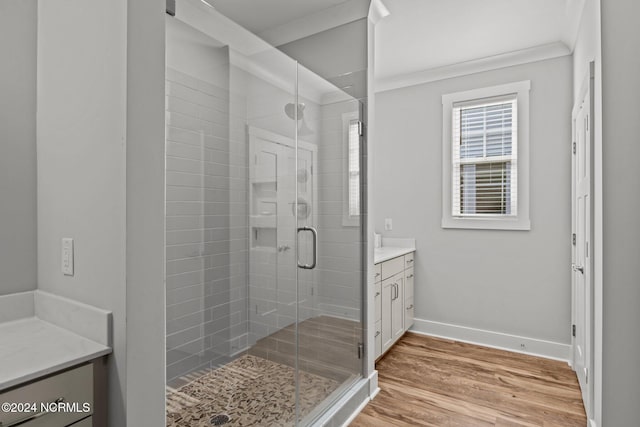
[571,61,595,420]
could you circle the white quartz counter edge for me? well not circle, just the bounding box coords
[374,246,416,264]
[0,317,111,391]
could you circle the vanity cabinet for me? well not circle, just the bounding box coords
[374,251,415,360]
[0,358,107,427]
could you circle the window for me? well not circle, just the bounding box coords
[442,81,530,230]
[342,111,360,226]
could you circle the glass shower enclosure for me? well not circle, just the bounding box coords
[164,1,365,425]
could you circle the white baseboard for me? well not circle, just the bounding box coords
[368,370,378,398]
[340,391,373,427]
[411,318,572,363]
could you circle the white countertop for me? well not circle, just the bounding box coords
[374,238,416,264]
[0,290,112,391]
[374,246,415,264]
[0,317,111,390]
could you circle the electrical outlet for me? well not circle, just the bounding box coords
[384,218,393,231]
[62,238,74,276]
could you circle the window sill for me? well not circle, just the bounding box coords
[441,216,531,231]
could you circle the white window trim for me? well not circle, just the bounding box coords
[442,81,531,230]
[342,111,360,227]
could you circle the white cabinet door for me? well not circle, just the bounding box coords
[381,276,394,352]
[391,275,405,341]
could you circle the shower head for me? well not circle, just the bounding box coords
[284,102,305,120]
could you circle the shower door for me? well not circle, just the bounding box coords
[293,64,365,425]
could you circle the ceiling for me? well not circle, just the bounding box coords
[203,0,585,87]
[375,0,585,84]
[204,0,350,35]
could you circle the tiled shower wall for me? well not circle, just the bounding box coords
[165,62,249,385]
[316,99,363,322]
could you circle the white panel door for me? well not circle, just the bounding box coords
[249,130,297,339]
[572,65,594,416]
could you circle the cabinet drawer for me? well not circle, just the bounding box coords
[374,281,382,322]
[405,268,414,300]
[0,364,93,427]
[405,252,415,268]
[381,256,404,280]
[374,263,382,283]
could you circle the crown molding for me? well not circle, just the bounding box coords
[375,41,571,93]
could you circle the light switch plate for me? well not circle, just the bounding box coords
[62,238,74,276]
[384,218,393,231]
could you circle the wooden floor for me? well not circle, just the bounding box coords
[352,333,586,427]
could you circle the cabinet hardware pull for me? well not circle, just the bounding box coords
[407,274,414,279]
[406,304,414,310]
[407,259,414,264]
[375,291,380,297]
[374,331,380,337]
[1,397,65,427]
[375,272,380,277]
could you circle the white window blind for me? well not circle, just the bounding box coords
[452,95,518,217]
[348,119,360,217]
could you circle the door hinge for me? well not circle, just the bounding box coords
[357,342,364,359]
[572,233,576,246]
[357,121,364,137]
[572,141,576,154]
[572,324,576,337]
[585,368,589,384]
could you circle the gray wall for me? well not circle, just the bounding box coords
[37,1,168,425]
[600,1,640,425]
[374,56,573,345]
[36,0,128,424]
[0,0,37,295]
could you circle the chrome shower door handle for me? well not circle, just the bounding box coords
[297,226,318,269]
